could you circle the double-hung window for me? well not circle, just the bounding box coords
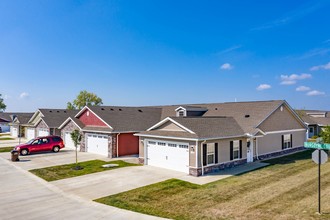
[207,143,215,165]
[230,140,242,160]
[233,140,240,160]
[282,134,292,149]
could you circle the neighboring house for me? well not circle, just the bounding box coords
[0,112,34,136]
[22,109,78,140]
[59,106,162,156]
[9,113,34,138]
[0,112,13,133]
[297,110,330,138]
[136,100,307,176]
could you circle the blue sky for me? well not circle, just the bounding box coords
[1,0,330,112]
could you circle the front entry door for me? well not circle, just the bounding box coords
[246,140,254,162]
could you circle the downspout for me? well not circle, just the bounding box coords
[116,133,121,158]
[201,140,206,176]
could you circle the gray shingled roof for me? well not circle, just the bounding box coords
[139,116,245,140]
[14,113,34,124]
[0,112,34,123]
[157,100,284,134]
[87,106,162,132]
[39,109,79,128]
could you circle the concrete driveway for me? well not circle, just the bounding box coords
[0,149,130,170]
[52,165,187,200]
[0,156,165,220]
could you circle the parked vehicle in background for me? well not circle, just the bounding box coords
[14,136,65,155]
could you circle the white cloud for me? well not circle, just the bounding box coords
[281,80,296,85]
[296,86,311,92]
[217,45,242,55]
[256,84,271,91]
[3,94,9,99]
[220,63,233,70]
[280,73,312,85]
[306,90,325,96]
[19,92,29,99]
[310,62,330,71]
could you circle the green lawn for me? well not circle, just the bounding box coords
[30,160,140,181]
[0,137,14,141]
[95,150,330,220]
[0,147,13,153]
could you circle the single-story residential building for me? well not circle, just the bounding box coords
[9,113,34,138]
[136,100,307,176]
[59,106,162,156]
[296,110,330,138]
[21,109,78,140]
[0,112,13,133]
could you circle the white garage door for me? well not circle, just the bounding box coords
[146,140,190,173]
[11,127,18,138]
[26,128,35,140]
[38,128,49,137]
[86,134,108,156]
[64,132,75,149]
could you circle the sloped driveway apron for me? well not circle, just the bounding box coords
[51,165,187,200]
[0,156,166,220]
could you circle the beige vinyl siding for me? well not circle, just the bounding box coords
[258,104,305,132]
[196,138,247,167]
[157,121,186,132]
[257,130,306,155]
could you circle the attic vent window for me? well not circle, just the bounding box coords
[245,114,250,118]
[110,108,114,111]
[87,111,90,116]
[178,111,185,117]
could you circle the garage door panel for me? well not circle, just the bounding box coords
[38,129,49,137]
[86,134,108,156]
[26,128,35,140]
[147,140,189,173]
[64,132,75,149]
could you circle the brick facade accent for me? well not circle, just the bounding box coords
[60,120,84,151]
[36,120,49,135]
[256,146,305,160]
[189,146,306,177]
[189,158,247,177]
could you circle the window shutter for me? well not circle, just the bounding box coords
[239,140,242,159]
[203,144,207,166]
[290,134,293,148]
[281,135,284,150]
[215,143,218,163]
[230,141,233,160]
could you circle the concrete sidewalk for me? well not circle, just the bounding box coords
[179,162,269,185]
[0,156,166,220]
[0,136,28,147]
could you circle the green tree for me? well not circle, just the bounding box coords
[320,126,330,144]
[71,129,82,168]
[67,90,103,110]
[0,94,6,112]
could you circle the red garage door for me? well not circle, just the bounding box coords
[118,133,139,156]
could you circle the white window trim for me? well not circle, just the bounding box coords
[232,140,240,160]
[207,143,215,165]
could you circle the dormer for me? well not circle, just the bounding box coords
[175,106,208,117]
